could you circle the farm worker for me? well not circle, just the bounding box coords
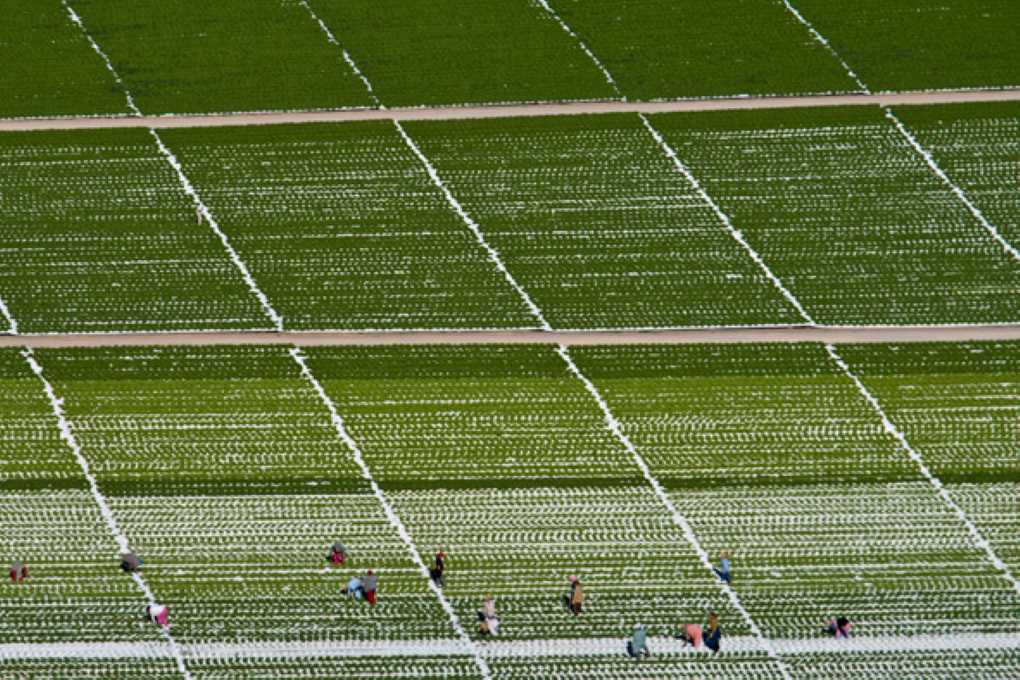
[430,550,446,587]
[713,550,732,584]
[704,612,722,653]
[146,604,170,627]
[678,621,703,648]
[328,542,347,565]
[823,616,852,639]
[9,560,27,583]
[477,594,499,636]
[196,205,203,225]
[363,569,378,605]
[343,575,364,601]
[564,576,584,615]
[120,551,142,573]
[626,623,650,658]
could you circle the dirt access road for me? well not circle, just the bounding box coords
[2,325,1019,348]
[1,88,1018,132]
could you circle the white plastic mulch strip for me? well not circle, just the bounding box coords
[826,344,1020,598]
[2,633,1018,661]
[288,347,493,680]
[778,0,1019,261]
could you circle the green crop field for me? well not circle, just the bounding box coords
[543,0,859,99]
[4,2,1018,119]
[3,342,1018,677]
[649,106,1020,325]
[0,3,128,118]
[791,0,1020,92]
[894,102,1020,249]
[2,104,1017,333]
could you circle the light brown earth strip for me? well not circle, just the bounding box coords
[2,89,1019,132]
[2,326,1019,348]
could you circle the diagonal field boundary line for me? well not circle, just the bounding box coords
[304,13,794,677]
[533,0,625,100]
[0,297,16,335]
[637,113,817,325]
[21,348,194,680]
[61,0,284,331]
[825,344,1020,598]
[537,0,815,326]
[779,0,1020,262]
[297,0,382,108]
[288,347,492,679]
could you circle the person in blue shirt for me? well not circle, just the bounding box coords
[713,550,732,584]
[626,623,650,658]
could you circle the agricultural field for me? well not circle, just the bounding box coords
[56,0,375,116]
[894,102,1020,249]
[649,106,1020,325]
[401,114,802,329]
[0,2,128,118]
[3,341,1017,677]
[303,0,620,107]
[791,0,1020,92]
[2,103,1017,333]
[5,2,1019,119]
[157,122,536,331]
[0,128,270,334]
[543,0,859,99]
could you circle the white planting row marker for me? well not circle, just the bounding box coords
[533,0,625,100]
[825,344,1020,598]
[638,113,817,325]
[21,348,193,680]
[62,1,284,331]
[777,0,869,93]
[61,0,143,117]
[779,0,1019,261]
[556,345,795,680]
[297,0,381,108]
[288,347,493,680]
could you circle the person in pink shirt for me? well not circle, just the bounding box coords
[678,621,703,648]
[146,604,170,627]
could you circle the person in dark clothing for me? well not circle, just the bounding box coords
[823,616,852,638]
[563,575,584,615]
[704,611,722,653]
[430,550,446,587]
[120,551,142,573]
